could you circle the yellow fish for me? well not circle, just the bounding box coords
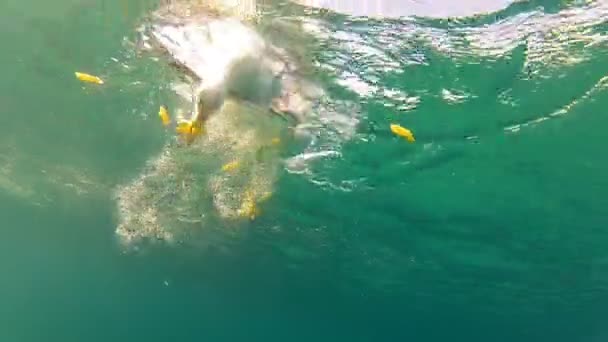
[270,137,281,145]
[175,121,191,135]
[176,120,204,144]
[74,72,104,85]
[221,160,240,172]
[190,121,203,136]
[239,191,258,220]
[390,124,415,142]
[158,106,171,126]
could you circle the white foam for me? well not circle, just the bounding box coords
[285,150,341,173]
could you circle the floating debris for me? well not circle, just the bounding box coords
[390,124,415,142]
[74,72,104,85]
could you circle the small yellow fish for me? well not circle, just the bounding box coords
[239,191,258,220]
[176,121,192,135]
[190,121,203,136]
[270,137,281,145]
[176,120,204,144]
[74,72,104,85]
[158,106,171,126]
[390,124,415,142]
[221,160,240,172]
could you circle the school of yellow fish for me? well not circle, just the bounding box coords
[74,68,415,220]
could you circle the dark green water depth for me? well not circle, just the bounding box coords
[1,0,608,341]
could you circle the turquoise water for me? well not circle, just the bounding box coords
[1,0,608,341]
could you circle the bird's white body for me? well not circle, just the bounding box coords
[145,7,317,125]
